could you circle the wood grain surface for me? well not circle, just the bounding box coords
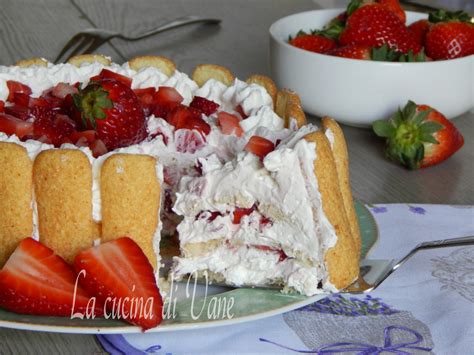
[0,0,472,353]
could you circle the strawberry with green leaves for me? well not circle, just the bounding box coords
[425,10,474,60]
[373,101,464,169]
[340,2,421,54]
[328,43,426,61]
[289,33,337,54]
[72,71,147,151]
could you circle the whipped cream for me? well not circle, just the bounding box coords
[172,125,339,295]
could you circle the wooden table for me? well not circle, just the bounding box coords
[0,0,472,353]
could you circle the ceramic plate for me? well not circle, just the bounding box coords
[0,201,379,334]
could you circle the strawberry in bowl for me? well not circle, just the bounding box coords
[269,5,473,126]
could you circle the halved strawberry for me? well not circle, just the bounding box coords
[232,206,256,224]
[217,112,243,137]
[189,96,219,116]
[91,69,132,87]
[244,136,275,160]
[52,82,79,99]
[153,87,183,110]
[0,238,101,317]
[74,237,163,330]
[6,80,32,102]
[373,100,464,169]
[0,113,34,138]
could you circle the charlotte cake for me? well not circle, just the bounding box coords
[0,54,359,295]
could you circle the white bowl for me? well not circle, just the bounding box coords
[269,9,474,127]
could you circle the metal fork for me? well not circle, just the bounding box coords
[345,235,474,293]
[55,15,221,63]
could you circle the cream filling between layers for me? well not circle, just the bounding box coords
[172,127,338,296]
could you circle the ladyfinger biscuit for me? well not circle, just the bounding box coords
[14,57,49,68]
[192,64,234,87]
[0,143,33,267]
[304,131,358,289]
[246,75,277,106]
[100,154,161,268]
[67,54,112,67]
[322,117,361,257]
[33,150,94,263]
[128,55,176,77]
[275,89,306,128]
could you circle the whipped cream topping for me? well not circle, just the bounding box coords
[0,61,341,294]
[172,125,339,295]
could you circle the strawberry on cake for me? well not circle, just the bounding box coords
[0,54,360,302]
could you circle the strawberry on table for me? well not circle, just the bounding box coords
[0,238,101,317]
[425,10,474,60]
[244,136,275,160]
[74,237,163,330]
[217,111,243,137]
[71,77,147,150]
[340,3,421,54]
[373,101,464,169]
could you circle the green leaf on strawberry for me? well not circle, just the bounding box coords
[73,82,113,128]
[373,100,464,170]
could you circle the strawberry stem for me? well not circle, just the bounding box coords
[73,82,113,129]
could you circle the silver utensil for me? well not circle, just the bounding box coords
[55,15,221,63]
[345,235,474,293]
[182,236,474,294]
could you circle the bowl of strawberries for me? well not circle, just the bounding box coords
[269,0,474,127]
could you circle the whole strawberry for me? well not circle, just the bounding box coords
[340,3,421,54]
[289,33,337,53]
[425,10,474,60]
[373,101,464,169]
[328,43,426,61]
[408,19,431,47]
[72,76,146,150]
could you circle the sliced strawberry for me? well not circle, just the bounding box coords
[91,69,132,87]
[373,100,464,169]
[0,238,101,317]
[217,112,244,137]
[0,113,34,138]
[90,139,108,157]
[134,87,156,115]
[174,129,206,154]
[74,237,163,330]
[232,206,256,224]
[244,136,275,160]
[153,87,183,110]
[167,106,210,136]
[6,80,32,103]
[52,82,79,99]
[4,105,30,121]
[189,96,219,116]
[11,92,31,107]
[69,130,97,145]
[235,105,248,119]
[0,100,4,112]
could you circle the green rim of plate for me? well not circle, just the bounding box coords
[0,201,378,333]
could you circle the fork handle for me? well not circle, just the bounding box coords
[122,15,221,41]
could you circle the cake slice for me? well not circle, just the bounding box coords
[171,124,359,295]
